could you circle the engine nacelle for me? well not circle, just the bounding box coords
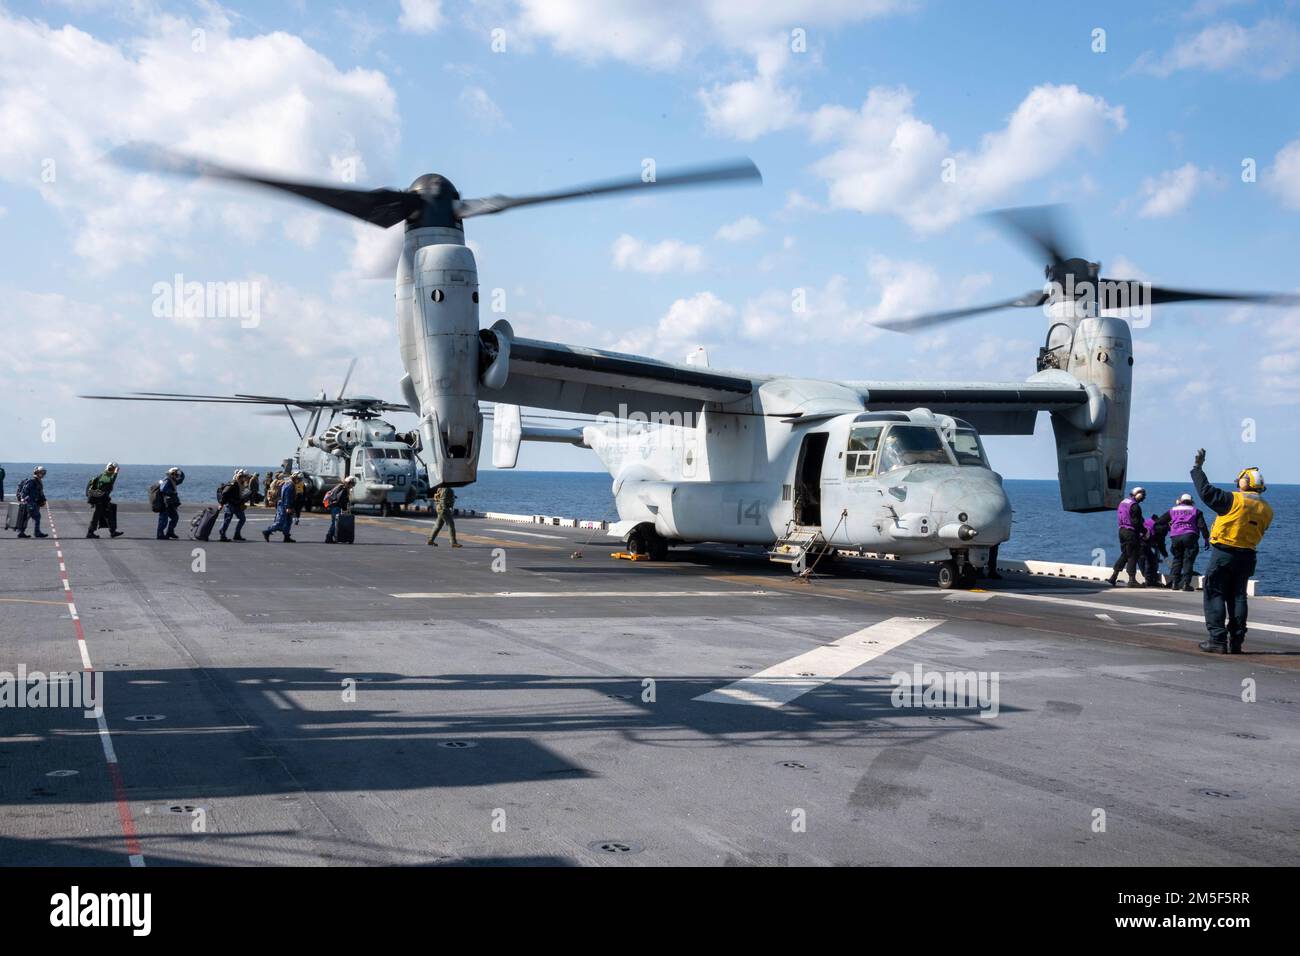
[410,242,482,487]
[1037,313,1132,512]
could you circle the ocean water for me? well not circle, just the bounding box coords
[7,463,1296,596]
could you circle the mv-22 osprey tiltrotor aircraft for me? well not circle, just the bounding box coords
[115,148,1298,586]
[84,360,429,514]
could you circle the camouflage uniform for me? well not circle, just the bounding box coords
[427,486,460,546]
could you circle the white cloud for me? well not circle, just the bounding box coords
[809,84,1126,233]
[1265,137,1300,209]
[1106,256,1151,283]
[507,0,912,70]
[283,212,323,249]
[398,0,443,35]
[1136,163,1212,218]
[1134,19,1300,79]
[715,215,764,241]
[861,255,944,327]
[611,234,704,274]
[459,85,508,130]
[0,8,401,273]
[613,291,736,355]
[698,40,801,140]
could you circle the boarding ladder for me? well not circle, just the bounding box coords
[769,525,832,573]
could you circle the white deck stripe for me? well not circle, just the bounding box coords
[486,528,566,539]
[695,616,944,709]
[95,711,117,764]
[392,589,776,599]
[77,639,92,670]
[1002,591,1300,637]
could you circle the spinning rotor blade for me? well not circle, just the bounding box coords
[1111,283,1300,309]
[112,143,422,227]
[872,290,1049,333]
[82,390,410,413]
[986,205,1074,268]
[328,358,359,428]
[453,158,762,219]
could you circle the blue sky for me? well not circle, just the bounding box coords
[1,0,1298,486]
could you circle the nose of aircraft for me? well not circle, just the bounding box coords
[933,475,1013,543]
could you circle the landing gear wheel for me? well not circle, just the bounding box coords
[627,527,650,557]
[627,525,668,560]
[937,561,958,590]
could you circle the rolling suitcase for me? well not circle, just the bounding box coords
[4,501,24,531]
[335,513,355,544]
[190,506,220,541]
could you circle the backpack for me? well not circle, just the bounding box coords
[148,482,163,513]
[17,478,32,500]
[217,482,232,502]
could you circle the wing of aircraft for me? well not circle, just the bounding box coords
[848,379,1092,435]
[481,337,760,418]
[479,333,1090,435]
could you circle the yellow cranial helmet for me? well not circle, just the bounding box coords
[1237,467,1265,492]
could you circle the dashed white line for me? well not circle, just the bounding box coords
[487,528,566,540]
[392,589,778,599]
[1003,591,1300,637]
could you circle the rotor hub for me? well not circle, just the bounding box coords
[406,173,463,231]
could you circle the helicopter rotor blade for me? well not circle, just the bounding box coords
[111,143,422,228]
[453,158,761,219]
[872,290,1049,333]
[1132,284,1300,309]
[328,358,359,429]
[986,205,1074,268]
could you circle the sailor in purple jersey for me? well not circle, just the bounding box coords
[1167,493,1211,591]
[1107,487,1148,587]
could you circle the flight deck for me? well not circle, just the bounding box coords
[2,502,1298,867]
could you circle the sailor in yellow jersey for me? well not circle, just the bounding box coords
[1191,448,1273,654]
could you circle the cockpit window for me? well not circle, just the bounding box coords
[845,425,882,478]
[878,425,954,472]
[946,428,989,467]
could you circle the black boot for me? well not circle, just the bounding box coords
[1198,639,1230,654]
[219,534,230,542]
[1106,574,1118,586]
[86,531,99,539]
[111,530,124,538]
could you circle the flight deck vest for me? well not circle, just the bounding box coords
[1117,498,1140,531]
[1209,492,1272,550]
[1168,504,1199,537]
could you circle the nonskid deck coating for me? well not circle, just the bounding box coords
[1,502,1297,866]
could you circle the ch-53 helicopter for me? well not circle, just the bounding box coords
[113,147,1298,586]
[83,360,429,515]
